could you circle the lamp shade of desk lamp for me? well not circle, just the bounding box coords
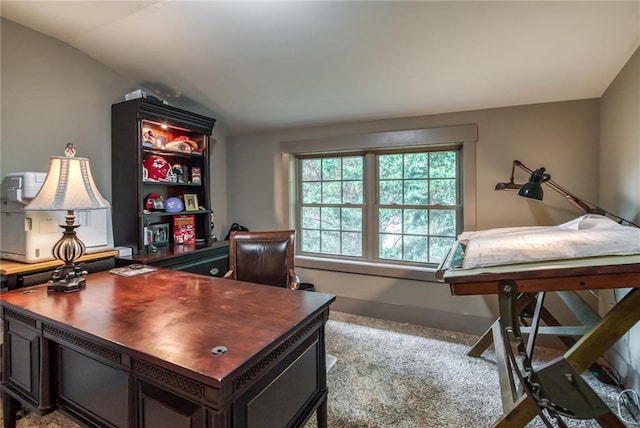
[517,167,550,201]
[25,143,110,292]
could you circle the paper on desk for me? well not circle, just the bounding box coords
[459,215,640,269]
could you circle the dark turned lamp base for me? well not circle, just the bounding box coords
[47,210,88,293]
[47,263,88,293]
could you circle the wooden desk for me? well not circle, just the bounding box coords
[0,269,335,428]
[0,250,118,290]
[116,242,229,278]
[443,255,640,427]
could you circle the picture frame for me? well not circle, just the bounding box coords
[183,193,199,211]
[149,223,170,245]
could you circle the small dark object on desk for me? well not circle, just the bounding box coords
[47,276,86,293]
[47,264,88,293]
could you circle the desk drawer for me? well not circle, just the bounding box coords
[169,253,229,277]
[151,250,229,277]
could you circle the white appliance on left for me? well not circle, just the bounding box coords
[0,172,114,263]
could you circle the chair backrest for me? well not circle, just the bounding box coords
[227,230,297,288]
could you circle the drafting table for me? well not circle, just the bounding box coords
[439,219,640,427]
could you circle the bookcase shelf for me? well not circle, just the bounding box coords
[139,210,211,218]
[111,99,216,254]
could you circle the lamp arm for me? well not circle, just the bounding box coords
[513,160,639,228]
[512,160,532,175]
[543,180,593,214]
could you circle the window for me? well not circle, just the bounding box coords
[377,150,458,264]
[298,148,459,267]
[281,125,477,280]
[300,156,364,256]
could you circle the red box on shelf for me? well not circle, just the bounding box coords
[173,215,195,244]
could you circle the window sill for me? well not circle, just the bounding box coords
[295,255,439,282]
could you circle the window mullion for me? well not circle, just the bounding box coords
[364,153,377,262]
[294,156,302,253]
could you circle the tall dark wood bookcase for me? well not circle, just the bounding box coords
[111,99,228,276]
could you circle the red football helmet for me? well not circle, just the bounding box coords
[143,155,170,182]
[144,193,163,210]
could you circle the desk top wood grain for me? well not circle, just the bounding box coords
[0,269,335,388]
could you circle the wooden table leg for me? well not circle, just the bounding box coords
[316,396,328,428]
[491,288,640,428]
[468,323,496,358]
[564,288,640,371]
[468,293,537,358]
[2,390,19,428]
[492,394,539,428]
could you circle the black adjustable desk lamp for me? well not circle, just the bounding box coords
[495,160,639,228]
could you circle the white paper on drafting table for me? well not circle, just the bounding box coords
[458,214,640,269]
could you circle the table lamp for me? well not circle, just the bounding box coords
[495,159,639,228]
[25,143,111,292]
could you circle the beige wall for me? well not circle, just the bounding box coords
[0,19,229,232]
[1,19,130,194]
[228,99,601,333]
[600,46,640,392]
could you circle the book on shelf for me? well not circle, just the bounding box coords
[173,214,195,244]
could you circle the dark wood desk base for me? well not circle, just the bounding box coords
[1,270,335,428]
[1,313,328,428]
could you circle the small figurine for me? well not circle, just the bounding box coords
[165,166,177,183]
[210,212,217,241]
[191,167,201,184]
[173,164,186,183]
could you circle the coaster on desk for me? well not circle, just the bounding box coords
[109,265,158,277]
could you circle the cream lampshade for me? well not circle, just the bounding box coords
[25,143,111,292]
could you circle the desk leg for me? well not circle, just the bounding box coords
[468,294,537,358]
[492,287,640,428]
[2,391,18,428]
[565,287,640,371]
[491,321,518,411]
[470,292,616,384]
[316,397,328,428]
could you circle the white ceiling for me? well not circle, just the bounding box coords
[2,1,639,135]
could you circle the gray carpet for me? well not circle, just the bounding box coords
[2,311,637,427]
[308,311,636,427]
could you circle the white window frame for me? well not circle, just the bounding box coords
[280,125,478,281]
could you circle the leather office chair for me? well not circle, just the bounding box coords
[224,230,300,289]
